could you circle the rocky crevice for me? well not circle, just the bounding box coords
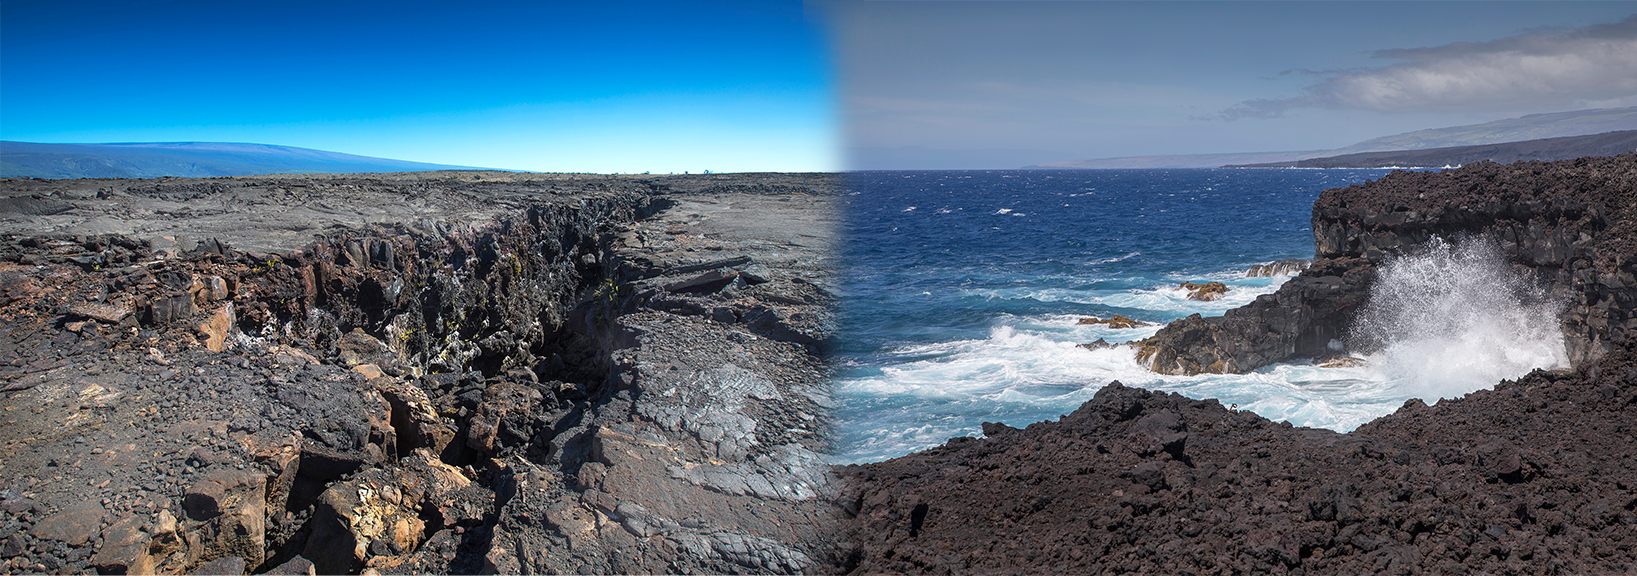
[0,173,843,575]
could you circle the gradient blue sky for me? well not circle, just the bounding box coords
[2,1,835,173]
[833,1,1637,168]
[6,2,1636,172]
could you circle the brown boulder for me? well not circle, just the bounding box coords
[91,515,154,575]
[1180,281,1230,301]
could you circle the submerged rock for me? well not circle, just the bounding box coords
[1077,314,1149,329]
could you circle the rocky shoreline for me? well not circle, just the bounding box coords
[834,155,1637,574]
[4,156,1635,575]
[0,172,845,574]
[1138,154,1637,375]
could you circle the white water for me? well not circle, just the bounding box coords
[1351,236,1568,402]
[836,237,1571,464]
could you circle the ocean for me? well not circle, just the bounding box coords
[833,169,1569,464]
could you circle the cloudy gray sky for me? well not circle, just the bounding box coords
[828,1,1637,169]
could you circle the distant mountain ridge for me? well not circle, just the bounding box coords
[1224,130,1637,169]
[1028,106,1637,169]
[0,141,491,179]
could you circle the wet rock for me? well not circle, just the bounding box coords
[1180,280,1230,301]
[1078,338,1115,351]
[1247,258,1310,277]
[1077,314,1149,329]
[1144,154,1637,374]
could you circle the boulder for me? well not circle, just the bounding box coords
[302,451,466,575]
[465,381,544,454]
[1180,281,1230,301]
[90,515,154,575]
[336,328,389,368]
[182,468,267,568]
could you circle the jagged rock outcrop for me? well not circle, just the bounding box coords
[1140,154,1637,375]
[836,341,1637,574]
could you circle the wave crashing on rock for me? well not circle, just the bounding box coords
[1349,235,1568,402]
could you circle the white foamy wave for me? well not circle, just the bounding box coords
[1149,362,1401,432]
[1088,252,1141,265]
[834,311,1446,462]
[1085,277,1286,316]
[1349,236,1567,402]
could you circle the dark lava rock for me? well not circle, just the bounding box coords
[1140,154,1637,374]
[836,155,1637,574]
[836,345,1637,574]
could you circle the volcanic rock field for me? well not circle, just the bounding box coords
[0,172,843,574]
[0,155,1635,575]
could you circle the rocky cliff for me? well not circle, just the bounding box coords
[0,173,844,574]
[1139,153,1637,375]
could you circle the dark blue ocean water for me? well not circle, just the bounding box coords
[832,168,1552,464]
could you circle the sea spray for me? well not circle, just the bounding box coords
[1348,236,1568,402]
[835,168,1401,462]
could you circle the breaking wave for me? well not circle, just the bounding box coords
[1349,236,1568,402]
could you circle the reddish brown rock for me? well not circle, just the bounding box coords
[91,515,154,575]
[1180,280,1230,301]
[194,302,235,352]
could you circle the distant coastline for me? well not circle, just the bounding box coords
[1221,130,1637,169]
[0,141,494,179]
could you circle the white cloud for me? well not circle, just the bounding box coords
[1216,15,1637,119]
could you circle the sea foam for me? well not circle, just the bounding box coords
[1349,236,1568,402]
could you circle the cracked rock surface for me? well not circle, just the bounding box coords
[0,171,844,574]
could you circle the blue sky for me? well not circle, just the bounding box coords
[5,1,1636,172]
[2,1,836,173]
[833,1,1637,168]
